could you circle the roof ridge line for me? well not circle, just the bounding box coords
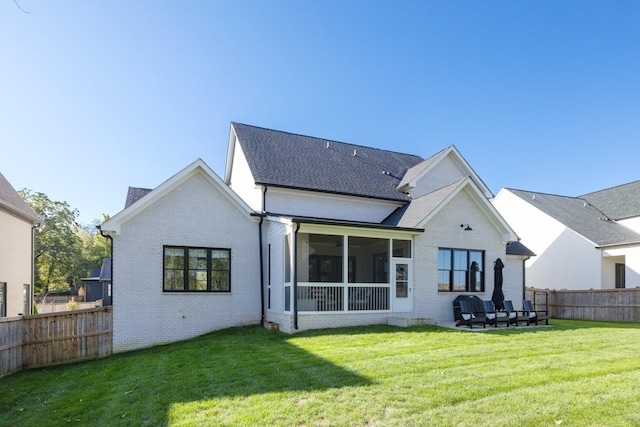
[580,179,640,197]
[231,122,424,159]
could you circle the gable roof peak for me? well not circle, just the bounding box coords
[397,145,493,199]
[0,171,41,224]
[102,158,257,235]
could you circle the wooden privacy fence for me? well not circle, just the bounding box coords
[0,306,112,379]
[526,287,640,322]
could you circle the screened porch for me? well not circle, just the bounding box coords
[285,233,412,313]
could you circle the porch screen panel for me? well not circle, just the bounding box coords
[300,234,344,283]
[393,239,411,258]
[349,237,389,283]
[284,235,291,283]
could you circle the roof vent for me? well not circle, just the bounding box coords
[353,149,357,156]
[326,141,330,148]
[583,202,587,208]
[532,194,536,200]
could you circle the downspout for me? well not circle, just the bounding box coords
[293,221,301,330]
[31,223,40,315]
[522,255,530,303]
[258,186,268,325]
[258,214,265,325]
[97,226,114,306]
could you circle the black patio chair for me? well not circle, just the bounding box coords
[503,300,529,326]
[458,299,486,329]
[483,300,510,328]
[523,300,549,325]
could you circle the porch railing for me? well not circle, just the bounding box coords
[297,284,390,312]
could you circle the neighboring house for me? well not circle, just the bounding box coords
[0,172,41,317]
[101,123,526,352]
[493,183,640,291]
[80,260,112,305]
[99,257,112,306]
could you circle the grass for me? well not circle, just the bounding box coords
[2,320,640,426]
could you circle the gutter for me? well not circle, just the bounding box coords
[269,214,424,234]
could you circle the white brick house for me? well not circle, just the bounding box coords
[102,123,528,351]
[100,160,261,352]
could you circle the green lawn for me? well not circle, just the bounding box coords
[2,320,640,426]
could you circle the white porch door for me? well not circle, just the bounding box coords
[392,259,412,312]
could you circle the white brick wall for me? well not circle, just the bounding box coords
[411,155,467,198]
[412,189,514,324]
[112,172,261,352]
[263,188,519,332]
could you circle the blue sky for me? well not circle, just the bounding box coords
[2,1,639,225]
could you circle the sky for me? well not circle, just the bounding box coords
[1,1,639,226]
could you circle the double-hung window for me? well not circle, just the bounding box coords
[163,246,231,292]
[438,248,484,292]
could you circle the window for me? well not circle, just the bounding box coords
[0,282,6,317]
[23,284,31,315]
[438,248,484,292]
[163,246,230,292]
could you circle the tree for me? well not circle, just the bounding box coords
[19,190,84,295]
[76,216,111,281]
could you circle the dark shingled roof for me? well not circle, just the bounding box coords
[0,172,40,223]
[506,241,535,257]
[509,189,640,247]
[99,258,111,282]
[232,122,424,202]
[125,186,152,208]
[580,180,640,221]
[384,179,464,228]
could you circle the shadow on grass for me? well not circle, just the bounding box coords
[0,326,372,426]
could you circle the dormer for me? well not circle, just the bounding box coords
[397,145,493,200]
